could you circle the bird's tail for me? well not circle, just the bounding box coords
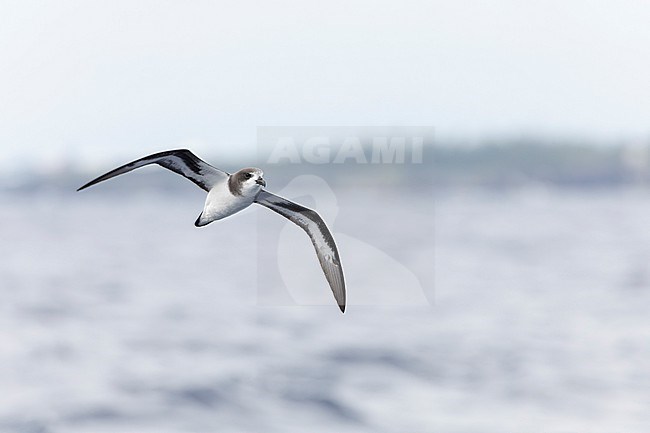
[194,212,209,227]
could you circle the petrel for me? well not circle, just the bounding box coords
[78,149,346,313]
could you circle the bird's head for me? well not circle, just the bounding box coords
[229,167,266,197]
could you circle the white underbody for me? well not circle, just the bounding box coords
[196,181,258,225]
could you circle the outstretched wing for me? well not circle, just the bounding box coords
[77,149,228,192]
[255,189,346,313]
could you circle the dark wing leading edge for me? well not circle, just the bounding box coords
[77,149,228,192]
[255,189,346,313]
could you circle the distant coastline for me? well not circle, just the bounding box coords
[2,140,650,194]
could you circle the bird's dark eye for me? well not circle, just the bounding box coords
[244,173,252,179]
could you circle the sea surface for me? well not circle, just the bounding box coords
[1,186,649,432]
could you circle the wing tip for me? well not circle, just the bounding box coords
[338,303,346,314]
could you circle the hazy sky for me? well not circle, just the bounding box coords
[1,0,649,169]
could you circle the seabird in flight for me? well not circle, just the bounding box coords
[77,149,346,313]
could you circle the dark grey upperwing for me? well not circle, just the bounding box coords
[77,149,228,192]
[255,189,346,313]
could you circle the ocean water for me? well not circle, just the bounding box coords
[1,187,649,432]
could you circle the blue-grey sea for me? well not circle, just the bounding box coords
[1,186,649,432]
